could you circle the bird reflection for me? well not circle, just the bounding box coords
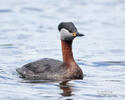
[21,79,74,99]
[59,80,73,97]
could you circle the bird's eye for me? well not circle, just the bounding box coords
[69,30,72,33]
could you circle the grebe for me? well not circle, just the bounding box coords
[16,22,84,80]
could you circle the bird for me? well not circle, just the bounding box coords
[16,22,84,80]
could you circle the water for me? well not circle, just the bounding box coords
[0,0,125,100]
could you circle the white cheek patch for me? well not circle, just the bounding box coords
[60,28,74,41]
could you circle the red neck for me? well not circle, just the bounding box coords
[61,40,76,67]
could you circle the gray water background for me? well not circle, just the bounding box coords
[0,0,125,100]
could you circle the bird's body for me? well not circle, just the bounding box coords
[17,58,66,80]
[16,58,83,80]
[16,22,84,80]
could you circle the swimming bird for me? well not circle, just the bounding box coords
[16,22,84,80]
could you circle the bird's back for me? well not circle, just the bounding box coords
[16,58,66,80]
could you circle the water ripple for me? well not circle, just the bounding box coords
[21,7,43,12]
[0,9,12,13]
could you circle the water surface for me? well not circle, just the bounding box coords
[0,0,125,100]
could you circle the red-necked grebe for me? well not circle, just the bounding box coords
[16,22,84,80]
